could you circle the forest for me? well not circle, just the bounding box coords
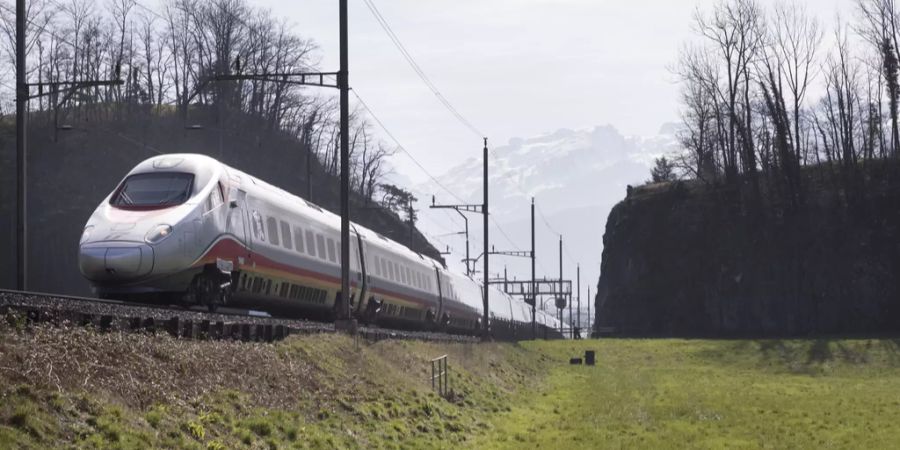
[672,0,899,200]
[0,0,396,205]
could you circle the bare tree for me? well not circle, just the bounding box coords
[694,0,766,179]
[856,0,900,156]
[821,25,863,169]
[771,1,822,165]
[674,44,721,181]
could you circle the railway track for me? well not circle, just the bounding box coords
[0,289,479,344]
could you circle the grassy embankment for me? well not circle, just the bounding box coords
[0,319,548,449]
[2,318,900,449]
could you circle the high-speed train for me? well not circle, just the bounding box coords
[78,154,561,338]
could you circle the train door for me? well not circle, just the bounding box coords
[226,188,251,255]
[434,268,445,322]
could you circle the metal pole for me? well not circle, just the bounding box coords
[16,0,27,291]
[482,137,489,340]
[569,291,573,339]
[577,264,581,337]
[559,235,563,336]
[338,0,353,325]
[568,268,573,338]
[408,201,414,248]
[558,306,562,336]
[217,90,224,159]
[588,286,592,337]
[306,143,312,201]
[464,214,469,276]
[454,210,469,276]
[531,197,536,339]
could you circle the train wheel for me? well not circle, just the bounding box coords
[362,297,380,325]
[190,274,219,313]
[331,292,343,321]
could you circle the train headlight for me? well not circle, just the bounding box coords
[80,226,94,245]
[145,224,173,244]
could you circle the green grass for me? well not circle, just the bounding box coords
[479,339,900,449]
[3,325,900,449]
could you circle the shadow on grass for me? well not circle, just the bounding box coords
[694,338,900,374]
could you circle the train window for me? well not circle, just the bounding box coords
[387,260,394,280]
[281,221,292,249]
[110,172,194,209]
[267,217,280,246]
[252,211,266,242]
[294,227,305,253]
[326,238,337,263]
[316,235,327,262]
[373,256,381,277]
[305,230,316,257]
[401,266,408,285]
[380,258,388,279]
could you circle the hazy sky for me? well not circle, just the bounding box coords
[254,0,854,182]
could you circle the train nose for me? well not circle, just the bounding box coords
[79,243,155,282]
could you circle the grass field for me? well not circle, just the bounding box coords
[2,320,900,449]
[483,339,900,449]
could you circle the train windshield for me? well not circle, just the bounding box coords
[110,172,195,208]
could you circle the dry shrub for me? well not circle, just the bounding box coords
[0,323,321,410]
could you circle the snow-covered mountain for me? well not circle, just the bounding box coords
[421,124,678,217]
[410,123,680,327]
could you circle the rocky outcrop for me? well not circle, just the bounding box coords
[595,164,900,337]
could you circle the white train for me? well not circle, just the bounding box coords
[78,154,560,338]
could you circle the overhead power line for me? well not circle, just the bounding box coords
[360,0,484,138]
[351,88,474,249]
[351,89,466,205]
[535,203,579,265]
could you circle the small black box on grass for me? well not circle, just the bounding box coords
[570,358,583,365]
[585,350,596,366]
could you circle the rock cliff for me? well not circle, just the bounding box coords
[595,163,900,337]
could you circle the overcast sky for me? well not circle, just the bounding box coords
[254,0,854,182]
